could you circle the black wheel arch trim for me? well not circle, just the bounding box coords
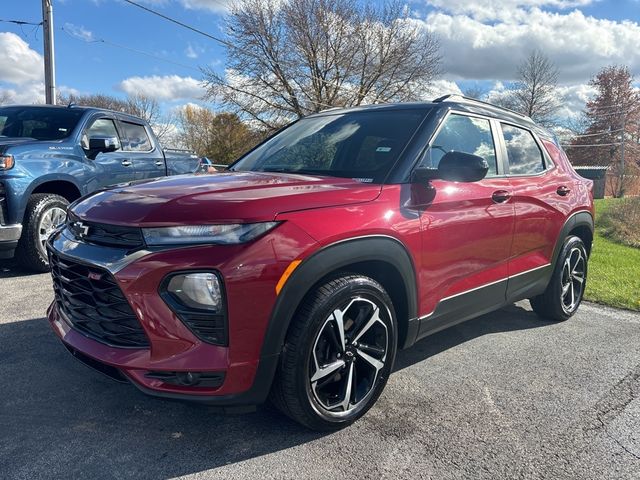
[551,210,594,266]
[260,234,419,376]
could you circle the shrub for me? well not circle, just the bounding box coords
[599,197,640,248]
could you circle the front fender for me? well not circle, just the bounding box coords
[260,235,419,362]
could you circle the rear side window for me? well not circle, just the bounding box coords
[420,114,498,176]
[121,121,152,151]
[501,124,545,175]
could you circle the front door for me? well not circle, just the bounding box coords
[82,116,136,188]
[414,113,515,338]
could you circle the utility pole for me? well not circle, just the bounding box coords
[42,0,56,105]
[619,98,626,197]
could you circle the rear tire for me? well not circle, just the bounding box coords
[530,235,588,321]
[270,274,397,431]
[16,194,68,272]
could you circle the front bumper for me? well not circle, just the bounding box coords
[46,222,316,406]
[0,224,22,257]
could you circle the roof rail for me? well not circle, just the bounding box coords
[432,94,531,121]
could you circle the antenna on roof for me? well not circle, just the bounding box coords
[67,102,76,108]
[433,94,531,121]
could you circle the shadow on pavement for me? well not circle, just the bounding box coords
[0,304,551,479]
[0,259,43,280]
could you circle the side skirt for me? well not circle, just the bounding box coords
[414,264,553,343]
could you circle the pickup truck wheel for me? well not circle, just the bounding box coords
[270,275,397,431]
[530,236,588,321]
[16,193,68,272]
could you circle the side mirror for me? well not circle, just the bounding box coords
[412,151,489,183]
[88,136,120,154]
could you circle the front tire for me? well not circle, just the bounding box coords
[16,194,68,272]
[271,275,397,431]
[530,235,588,321]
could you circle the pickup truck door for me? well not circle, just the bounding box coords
[118,120,166,180]
[82,117,137,187]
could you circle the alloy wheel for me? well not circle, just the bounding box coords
[560,247,585,314]
[38,206,66,254]
[309,297,389,417]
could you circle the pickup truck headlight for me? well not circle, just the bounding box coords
[142,222,280,246]
[0,155,14,170]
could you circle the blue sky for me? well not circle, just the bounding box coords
[1,0,639,118]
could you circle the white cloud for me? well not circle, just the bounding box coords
[420,79,463,99]
[138,0,229,12]
[0,32,43,84]
[63,23,94,42]
[425,0,595,21]
[118,75,206,100]
[420,7,640,83]
[180,0,229,11]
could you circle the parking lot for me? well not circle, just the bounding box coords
[1,260,638,480]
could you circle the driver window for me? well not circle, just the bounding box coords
[81,118,119,150]
[420,114,498,176]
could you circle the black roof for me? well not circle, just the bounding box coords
[309,94,549,138]
[0,104,145,123]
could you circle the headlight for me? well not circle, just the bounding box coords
[142,222,280,246]
[166,272,222,311]
[0,155,14,170]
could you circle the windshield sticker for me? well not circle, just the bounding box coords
[376,146,392,152]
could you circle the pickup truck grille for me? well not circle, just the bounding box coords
[67,213,144,249]
[50,250,150,348]
[0,183,7,225]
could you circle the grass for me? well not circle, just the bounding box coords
[583,198,640,311]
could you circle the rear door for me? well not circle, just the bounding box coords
[497,122,570,300]
[81,116,136,187]
[415,112,515,337]
[118,120,166,180]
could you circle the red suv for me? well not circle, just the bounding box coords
[47,95,594,430]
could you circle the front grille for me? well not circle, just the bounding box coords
[50,251,150,348]
[67,212,144,249]
[0,182,7,225]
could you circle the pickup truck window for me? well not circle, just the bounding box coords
[121,122,152,152]
[81,118,120,149]
[0,106,84,141]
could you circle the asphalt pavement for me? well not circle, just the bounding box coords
[1,259,638,479]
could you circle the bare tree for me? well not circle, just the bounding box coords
[204,0,441,130]
[501,49,561,125]
[57,92,176,145]
[178,104,262,164]
[462,84,487,101]
[0,90,14,105]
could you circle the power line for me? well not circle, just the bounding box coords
[0,18,42,26]
[562,142,623,148]
[565,128,624,138]
[120,0,353,110]
[60,25,201,73]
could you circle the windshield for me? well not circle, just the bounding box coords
[0,106,85,141]
[231,109,427,183]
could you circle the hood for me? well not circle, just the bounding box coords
[72,171,382,226]
[0,137,39,150]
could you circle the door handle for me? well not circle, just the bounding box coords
[155,160,164,167]
[121,160,133,167]
[557,186,571,196]
[491,190,511,203]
